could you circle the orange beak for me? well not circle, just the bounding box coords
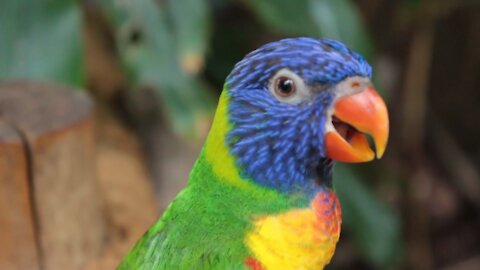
[325,87,389,163]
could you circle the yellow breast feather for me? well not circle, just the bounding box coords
[246,190,342,270]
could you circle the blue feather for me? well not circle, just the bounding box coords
[225,37,372,196]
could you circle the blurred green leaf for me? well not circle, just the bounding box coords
[403,0,422,11]
[309,0,373,58]
[166,0,211,75]
[99,0,215,139]
[0,1,84,86]
[335,164,402,268]
[244,0,373,58]
[244,0,318,36]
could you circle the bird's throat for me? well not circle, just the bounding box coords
[315,158,335,187]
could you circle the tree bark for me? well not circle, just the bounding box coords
[0,81,106,270]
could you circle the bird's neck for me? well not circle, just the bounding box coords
[188,150,342,270]
[199,90,336,200]
[201,91,256,191]
[188,112,342,268]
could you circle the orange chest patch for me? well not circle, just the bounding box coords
[311,190,342,243]
[245,190,342,270]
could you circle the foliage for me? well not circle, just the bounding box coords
[335,164,402,268]
[245,0,373,58]
[0,0,84,86]
[99,0,215,139]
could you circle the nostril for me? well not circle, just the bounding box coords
[351,82,360,88]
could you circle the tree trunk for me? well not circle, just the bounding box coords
[0,81,106,270]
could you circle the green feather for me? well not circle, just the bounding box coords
[118,149,308,269]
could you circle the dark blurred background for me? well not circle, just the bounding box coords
[1,0,480,269]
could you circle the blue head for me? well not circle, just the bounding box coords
[224,37,380,194]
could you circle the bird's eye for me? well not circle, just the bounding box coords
[274,77,296,97]
[269,68,309,104]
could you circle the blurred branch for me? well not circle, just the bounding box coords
[431,118,480,209]
[441,255,480,270]
[400,23,434,153]
[405,167,434,270]
[400,9,436,270]
[425,0,480,19]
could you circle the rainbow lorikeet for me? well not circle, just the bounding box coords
[118,37,389,270]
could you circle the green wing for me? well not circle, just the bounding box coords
[117,186,249,270]
[117,201,173,270]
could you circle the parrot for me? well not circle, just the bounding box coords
[117,37,389,270]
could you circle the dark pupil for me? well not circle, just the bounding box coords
[278,78,293,93]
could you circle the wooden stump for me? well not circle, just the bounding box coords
[0,81,106,270]
[0,120,40,270]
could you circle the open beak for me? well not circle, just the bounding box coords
[325,86,389,163]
